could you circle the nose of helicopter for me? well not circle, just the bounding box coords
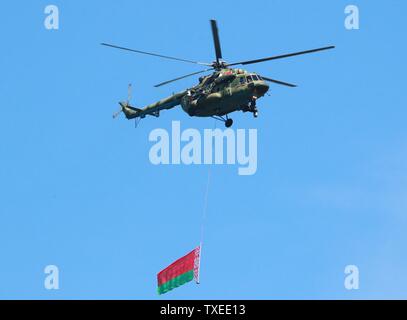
[254,81,269,96]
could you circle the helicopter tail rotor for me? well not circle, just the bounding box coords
[113,83,131,118]
[113,104,124,119]
[117,101,143,120]
[113,84,142,119]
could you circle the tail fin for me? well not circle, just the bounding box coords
[118,101,142,119]
[112,84,143,120]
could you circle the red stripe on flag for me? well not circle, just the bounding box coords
[157,246,200,286]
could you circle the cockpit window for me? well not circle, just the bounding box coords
[246,76,253,83]
[239,77,246,84]
[257,75,263,80]
[252,75,259,81]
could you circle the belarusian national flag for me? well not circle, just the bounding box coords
[157,246,201,295]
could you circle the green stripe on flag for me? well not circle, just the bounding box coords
[157,270,194,295]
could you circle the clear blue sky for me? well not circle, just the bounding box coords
[1,0,406,299]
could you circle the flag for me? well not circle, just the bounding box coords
[157,245,201,295]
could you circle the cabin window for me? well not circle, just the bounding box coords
[239,77,246,84]
[246,76,253,83]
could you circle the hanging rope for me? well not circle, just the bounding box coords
[200,167,211,246]
[197,120,217,284]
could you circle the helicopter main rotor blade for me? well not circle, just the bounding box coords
[210,20,223,63]
[101,43,211,66]
[261,76,297,87]
[154,68,214,87]
[227,46,335,67]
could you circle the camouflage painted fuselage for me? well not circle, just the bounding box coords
[121,68,269,120]
[181,68,269,117]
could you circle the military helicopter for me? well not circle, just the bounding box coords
[102,20,334,128]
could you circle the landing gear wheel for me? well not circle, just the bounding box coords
[210,115,234,127]
[225,118,233,128]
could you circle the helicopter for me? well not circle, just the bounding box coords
[102,20,334,128]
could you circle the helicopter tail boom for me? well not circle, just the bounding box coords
[119,102,143,119]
